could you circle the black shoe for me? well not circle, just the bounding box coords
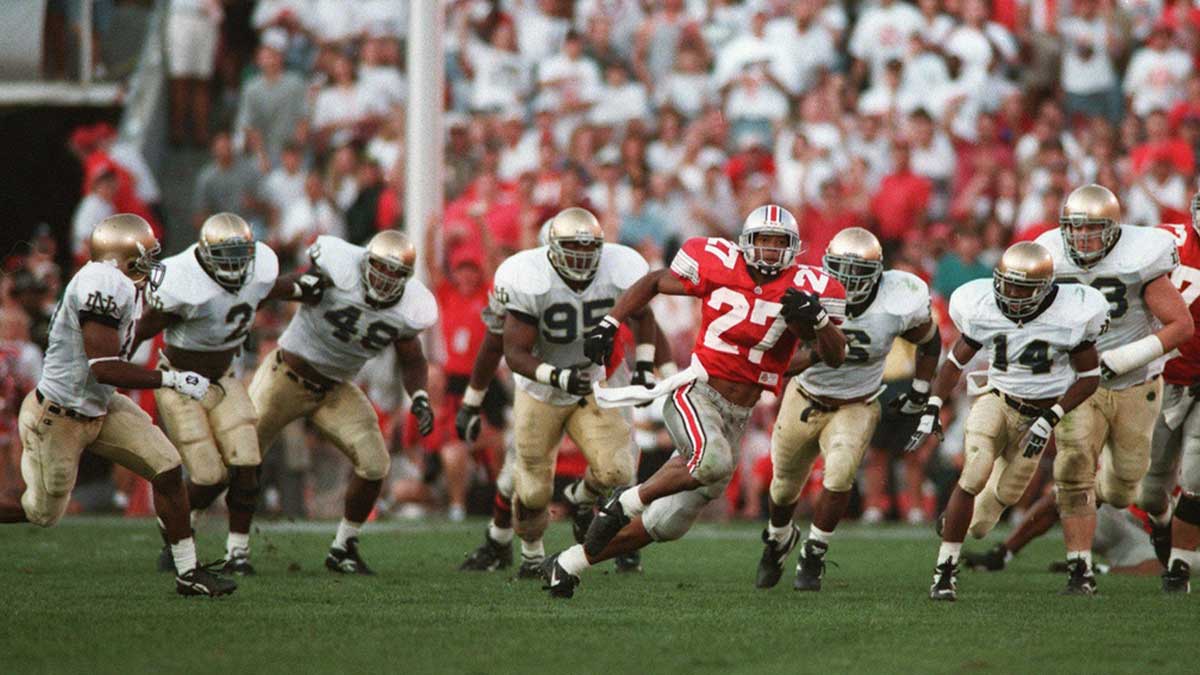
[459,532,513,571]
[585,487,631,558]
[934,513,945,538]
[614,550,642,574]
[1162,559,1191,594]
[1061,558,1097,596]
[756,526,800,589]
[565,480,597,544]
[325,537,376,575]
[176,563,238,597]
[929,559,958,601]
[963,544,1009,572]
[794,539,829,592]
[222,549,257,576]
[156,544,175,573]
[517,554,545,579]
[541,553,580,599]
[1149,521,1172,568]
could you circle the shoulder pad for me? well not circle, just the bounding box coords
[253,241,280,286]
[493,249,552,297]
[397,278,439,332]
[880,270,931,316]
[309,235,363,290]
[601,243,649,289]
[75,261,136,320]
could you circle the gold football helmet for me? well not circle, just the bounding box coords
[90,213,162,288]
[993,242,1055,320]
[1060,184,1121,267]
[547,207,604,282]
[198,212,256,288]
[362,230,416,304]
[823,227,883,305]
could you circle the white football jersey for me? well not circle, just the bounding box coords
[278,236,438,382]
[799,270,931,398]
[949,278,1110,400]
[149,242,279,352]
[492,243,648,406]
[1036,225,1179,390]
[39,261,139,417]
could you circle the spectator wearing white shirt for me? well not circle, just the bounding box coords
[1059,0,1122,123]
[1126,152,1189,226]
[261,142,307,226]
[166,0,223,146]
[723,61,789,145]
[306,0,360,45]
[943,0,1017,81]
[589,63,652,128]
[646,108,688,175]
[357,34,406,117]
[459,21,532,113]
[586,146,634,225]
[575,0,644,64]
[536,30,601,114]
[655,46,715,119]
[848,0,924,88]
[71,164,118,262]
[311,52,372,151]
[510,0,570,65]
[1124,24,1192,117]
[278,172,346,268]
[914,0,955,45]
[906,108,956,216]
[714,10,774,88]
[764,0,838,97]
[498,112,539,181]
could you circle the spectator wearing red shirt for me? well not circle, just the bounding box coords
[724,134,776,193]
[870,142,932,250]
[1013,185,1064,242]
[443,170,523,254]
[953,113,1016,194]
[1130,110,1195,178]
[1167,73,1200,130]
[798,177,866,267]
[72,124,162,239]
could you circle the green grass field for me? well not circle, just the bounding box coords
[1,516,1195,674]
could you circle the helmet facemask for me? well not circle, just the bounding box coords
[739,230,800,275]
[361,252,411,304]
[549,235,602,282]
[823,253,882,305]
[199,238,256,288]
[131,241,164,291]
[1060,216,1118,268]
[992,269,1052,320]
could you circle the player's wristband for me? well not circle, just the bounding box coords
[813,313,829,330]
[635,344,655,363]
[911,379,930,394]
[927,395,943,410]
[1076,367,1101,379]
[462,386,486,407]
[1048,403,1065,425]
[411,389,430,403]
[535,363,556,385]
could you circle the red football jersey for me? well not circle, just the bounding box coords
[669,237,847,393]
[1159,223,1200,385]
[436,280,491,377]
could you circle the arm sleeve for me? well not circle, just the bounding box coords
[898,276,934,333]
[492,256,543,318]
[668,238,713,297]
[608,245,650,292]
[1141,231,1181,283]
[76,265,136,329]
[947,284,975,340]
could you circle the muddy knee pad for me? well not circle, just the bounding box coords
[512,498,549,541]
[496,447,516,500]
[589,445,634,491]
[1136,470,1175,516]
[1096,465,1140,509]
[225,466,261,514]
[20,451,70,528]
[513,451,554,511]
[957,436,996,496]
[821,442,860,494]
[968,488,1006,539]
[1055,487,1096,518]
[642,483,722,542]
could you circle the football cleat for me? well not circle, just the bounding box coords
[1162,559,1191,594]
[325,537,376,575]
[756,525,800,589]
[584,487,631,558]
[614,550,642,574]
[1149,522,1172,568]
[794,539,829,592]
[222,549,256,576]
[963,544,1009,572]
[540,553,580,599]
[1061,558,1097,596]
[459,532,513,572]
[517,554,545,580]
[929,559,958,601]
[176,563,238,597]
[156,544,175,573]
[568,496,596,545]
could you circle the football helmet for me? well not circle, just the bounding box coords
[823,227,883,305]
[90,213,163,289]
[1191,191,1200,237]
[1060,184,1121,267]
[547,207,604,282]
[198,212,256,288]
[361,230,416,305]
[993,242,1055,320]
[739,204,801,274]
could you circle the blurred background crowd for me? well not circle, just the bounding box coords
[4,0,1200,529]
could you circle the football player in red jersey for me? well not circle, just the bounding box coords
[1141,192,1200,592]
[540,204,848,598]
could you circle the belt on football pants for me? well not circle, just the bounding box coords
[35,389,99,421]
[795,385,883,422]
[992,390,1047,417]
[276,351,332,394]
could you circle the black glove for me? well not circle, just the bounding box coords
[630,360,656,408]
[584,315,620,366]
[889,386,930,416]
[1020,405,1061,459]
[294,273,326,304]
[1099,359,1117,382]
[411,392,435,437]
[455,403,482,443]
[904,398,943,452]
[550,364,593,397]
[781,288,828,327]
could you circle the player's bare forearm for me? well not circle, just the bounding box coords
[812,322,846,368]
[1060,345,1101,414]
[931,337,976,402]
[1145,275,1195,352]
[784,344,818,377]
[394,337,430,396]
[467,331,505,392]
[83,321,164,390]
[501,314,544,382]
[608,269,686,323]
[631,307,656,348]
[652,315,674,368]
[905,322,941,383]
[132,308,174,353]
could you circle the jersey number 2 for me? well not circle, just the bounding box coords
[704,288,787,364]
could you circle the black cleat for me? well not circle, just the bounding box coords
[517,554,545,579]
[541,553,579,599]
[929,559,958,601]
[176,564,238,597]
[459,532,513,571]
[794,539,829,592]
[756,526,800,589]
[156,544,175,573]
[963,544,1009,572]
[570,502,596,545]
[325,537,376,575]
[1162,559,1191,594]
[584,487,632,558]
[222,550,256,576]
[1149,521,1172,568]
[1061,558,1097,596]
[614,550,642,574]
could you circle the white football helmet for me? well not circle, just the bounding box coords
[1191,191,1200,237]
[739,204,802,274]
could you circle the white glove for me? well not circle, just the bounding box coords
[162,369,210,401]
[1019,405,1063,459]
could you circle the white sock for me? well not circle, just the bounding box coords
[227,532,250,556]
[619,486,646,517]
[1168,547,1198,568]
[1067,550,1093,570]
[766,521,794,544]
[566,480,601,506]
[808,525,834,544]
[171,537,197,575]
[937,542,962,565]
[558,544,592,576]
[488,522,514,545]
[521,538,545,560]
[332,519,361,550]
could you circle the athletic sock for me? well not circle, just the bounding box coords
[171,537,198,576]
[227,532,250,557]
[488,522,514,545]
[619,486,646,517]
[1169,547,1198,569]
[558,544,592,576]
[565,479,601,507]
[808,525,833,545]
[766,521,794,544]
[937,542,962,565]
[332,519,361,550]
[1067,550,1093,571]
[520,538,545,560]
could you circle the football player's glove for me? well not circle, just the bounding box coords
[552,364,593,397]
[904,397,943,452]
[410,391,435,437]
[890,386,929,416]
[781,288,828,328]
[162,369,210,401]
[584,315,620,366]
[293,273,326,304]
[1019,405,1062,459]
[455,404,481,442]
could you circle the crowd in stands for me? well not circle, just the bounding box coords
[6,0,1200,525]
